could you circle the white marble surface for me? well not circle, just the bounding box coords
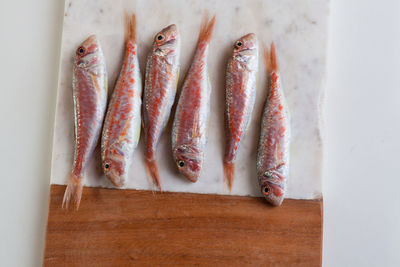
[51,0,328,199]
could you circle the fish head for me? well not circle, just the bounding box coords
[233,33,258,53]
[102,146,129,187]
[173,144,202,182]
[233,33,258,70]
[153,24,180,59]
[259,168,286,206]
[75,34,103,69]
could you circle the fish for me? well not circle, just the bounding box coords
[171,14,216,182]
[257,43,290,206]
[63,35,108,209]
[224,33,258,191]
[143,24,180,190]
[101,13,142,187]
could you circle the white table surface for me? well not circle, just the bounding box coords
[0,0,399,266]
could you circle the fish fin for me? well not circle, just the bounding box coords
[197,13,216,45]
[264,42,279,73]
[192,124,198,139]
[124,12,136,44]
[62,173,83,210]
[145,158,162,191]
[223,161,235,192]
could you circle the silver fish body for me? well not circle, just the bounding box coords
[143,24,180,189]
[172,15,216,182]
[63,35,108,209]
[257,43,290,206]
[101,14,142,187]
[224,33,258,191]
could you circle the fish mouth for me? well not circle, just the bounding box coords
[241,33,257,48]
[81,34,100,50]
[164,24,177,33]
[184,172,199,183]
[162,24,178,40]
[241,33,257,41]
[84,34,98,44]
[264,195,284,206]
[105,172,126,187]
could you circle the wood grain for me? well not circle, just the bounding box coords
[44,185,322,266]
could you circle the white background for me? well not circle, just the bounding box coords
[0,0,399,266]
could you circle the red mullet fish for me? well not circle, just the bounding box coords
[143,24,180,190]
[172,15,216,182]
[224,33,258,191]
[101,13,142,187]
[63,35,108,209]
[257,43,290,206]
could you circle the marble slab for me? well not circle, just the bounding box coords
[51,0,328,199]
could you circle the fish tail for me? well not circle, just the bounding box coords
[223,161,235,192]
[264,42,279,73]
[197,13,216,45]
[62,173,83,210]
[124,12,136,43]
[144,158,162,191]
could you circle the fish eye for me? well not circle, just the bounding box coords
[178,160,185,167]
[104,162,111,171]
[262,185,271,196]
[77,46,85,55]
[156,34,165,42]
[235,41,243,48]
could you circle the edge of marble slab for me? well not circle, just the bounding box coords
[316,1,331,200]
[49,0,68,190]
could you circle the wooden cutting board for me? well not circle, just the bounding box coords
[44,185,322,266]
